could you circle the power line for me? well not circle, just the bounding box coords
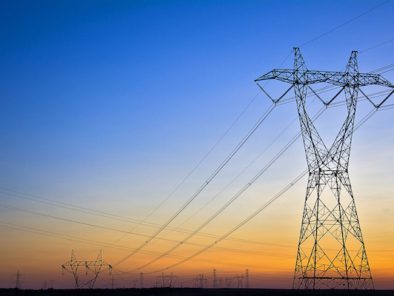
[166,88,331,232]
[1,91,389,269]
[141,59,393,272]
[120,66,393,271]
[0,187,296,245]
[149,170,307,275]
[126,97,386,272]
[298,1,390,48]
[0,221,275,273]
[168,114,299,230]
[127,25,394,264]
[113,102,277,266]
[0,206,288,260]
[136,95,389,272]
[0,53,292,255]
[0,220,183,258]
[0,187,274,248]
[360,37,394,54]
[2,71,390,273]
[113,46,383,267]
[65,6,394,265]
[118,91,262,237]
[129,105,327,272]
[146,107,382,274]
[370,63,394,73]
[110,48,297,247]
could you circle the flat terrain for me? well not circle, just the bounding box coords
[0,289,391,296]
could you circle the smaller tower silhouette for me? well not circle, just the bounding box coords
[15,270,21,289]
[61,250,112,288]
[235,275,244,288]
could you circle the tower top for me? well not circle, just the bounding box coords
[255,48,393,105]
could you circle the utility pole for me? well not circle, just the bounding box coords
[255,48,394,290]
[245,269,249,288]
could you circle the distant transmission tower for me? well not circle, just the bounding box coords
[213,269,217,288]
[61,250,112,289]
[156,273,175,288]
[194,274,207,288]
[255,48,394,289]
[235,274,244,288]
[15,270,21,289]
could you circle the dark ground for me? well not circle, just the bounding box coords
[0,289,392,296]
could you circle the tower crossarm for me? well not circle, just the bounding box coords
[255,69,393,88]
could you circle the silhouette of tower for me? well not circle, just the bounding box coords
[156,273,175,288]
[111,276,115,289]
[235,275,244,288]
[15,270,21,289]
[255,48,394,289]
[61,250,112,289]
[194,274,207,288]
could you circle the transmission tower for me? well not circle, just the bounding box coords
[255,48,394,289]
[235,275,244,288]
[194,274,207,288]
[61,250,112,289]
[15,270,21,289]
[156,273,175,288]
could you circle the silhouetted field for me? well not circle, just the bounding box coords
[0,288,392,296]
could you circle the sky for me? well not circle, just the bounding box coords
[0,0,394,290]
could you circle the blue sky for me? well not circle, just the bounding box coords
[0,0,394,288]
[1,0,393,196]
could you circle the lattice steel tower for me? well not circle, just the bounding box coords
[255,48,394,289]
[61,250,112,289]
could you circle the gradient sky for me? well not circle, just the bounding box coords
[0,0,394,289]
